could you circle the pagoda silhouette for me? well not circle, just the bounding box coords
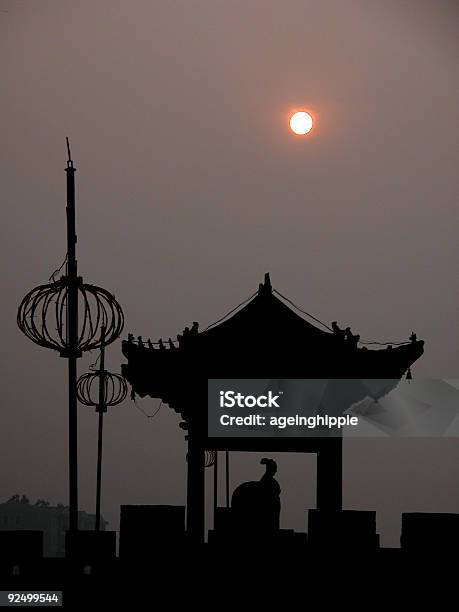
[122,273,424,543]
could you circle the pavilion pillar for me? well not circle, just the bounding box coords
[316,437,343,510]
[186,432,205,544]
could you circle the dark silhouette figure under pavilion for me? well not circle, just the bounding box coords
[232,458,281,534]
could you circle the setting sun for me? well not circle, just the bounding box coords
[289,111,313,135]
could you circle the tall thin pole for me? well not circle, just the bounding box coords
[65,138,79,533]
[225,450,230,508]
[95,326,106,531]
[213,451,218,528]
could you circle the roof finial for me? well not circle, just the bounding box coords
[259,273,272,296]
[264,273,272,292]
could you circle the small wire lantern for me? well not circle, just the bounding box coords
[205,450,216,468]
[17,278,124,357]
[185,450,216,468]
[77,370,127,412]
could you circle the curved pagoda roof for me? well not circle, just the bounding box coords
[121,274,424,421]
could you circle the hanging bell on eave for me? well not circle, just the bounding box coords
[406,368,412,382]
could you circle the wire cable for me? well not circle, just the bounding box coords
[203,291,258,332]
[273,288,333,332]
[49,253,68,282]
[130,285,412,350]
[133,398,163,419]
[273,289,410,346]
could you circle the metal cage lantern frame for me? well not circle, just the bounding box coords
[77,370,127,410]
[18,279,124,357]
[204,450,216,468]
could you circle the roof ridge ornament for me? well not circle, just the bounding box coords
[258,272,272,296]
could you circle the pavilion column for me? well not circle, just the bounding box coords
[186,432,205,544]
[316,436,343,510]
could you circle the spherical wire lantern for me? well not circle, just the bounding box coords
[77,370,127,411]
[18,279,124,357]
[204,450,216,468]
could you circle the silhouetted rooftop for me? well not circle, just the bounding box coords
[121,274,424,433]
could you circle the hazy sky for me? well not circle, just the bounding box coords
[1,1,458,547]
